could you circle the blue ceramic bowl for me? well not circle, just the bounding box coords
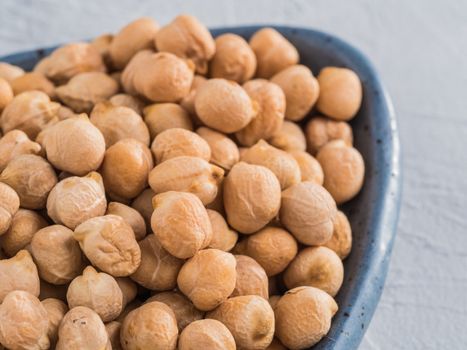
[0,25,401,350]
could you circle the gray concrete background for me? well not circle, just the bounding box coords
[1,0,466,349]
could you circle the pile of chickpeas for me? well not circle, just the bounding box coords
[0,14,365,350]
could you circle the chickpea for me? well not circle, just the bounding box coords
[144,103,193,139]
[280,181,337,246]
[0,182,19,236]
[271,64,319,121]
[323,210,353,259]
[130,234,184,290]
[56,104,80,120]
[249,27,299,78]
[224,162,281,234]
[269,120,306,152]
[116,300,142,324]
[41,298,68,348]
[178,249,237,311]
[10,72,55,98]
[305,116,353,154]
[105,321,122,350]
[47,172,107,230]
[131,188,155,228]
[0,250,40,303]
[266,338,287,350]
[120,301,178,350]
[110,17,160,69]
[178,319,235,350]
[0,62,25,82]
[56,306,110,350]
[290,150,324,184]
[207,209,238,251]
[151,191,212,258]
[180,75,207,116]
[268,295,281,310]
[0,130,41,172]
[210,33,256,83]
[148,156,224,205]
[107,202,147,241]
[1,90,59,139]
[195,78,256,133]
[0,77,13,111]
[232,255,269,299]
[73,215,141,277]
[155,14,215,74]
[115,277,138,308]
[275,286,338,349]
[147,291,204,331]
[317,67,362,121]
[90,33,113,68]
[0,291,49,350]
[109,93,146,115]
[39,280,69,302]
[207,295,275,349]
[317,140,365,204]
[0,154,57,209]
[195,127,238,170]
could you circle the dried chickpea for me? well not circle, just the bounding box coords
[130,234,183,290]
[317,140,365,204]
[323,210,352,259]
[74,215,141,277]
[210,33,256,83]
[242,139,301,190]
[224,162,281,234]
[107,202,147,241]
[10,72,55,98]
[0,291,49,350]
[280,181,337,246]
[56,306,110,350]
[249,27,299,78]
[268,295,281,309]
[121,301,178,350]
[47,172,107,230]
[105,321,122,350]
[109,93,145,115]
[147,291,204,331]
[0,130,41,172]
[271,64,319,121]
[90,34,113,67]
[0,62,24,82]
[266,338,287,350]
[0,182,19,236]
[131,188,155,228]
[116,300,142,324]
[115,278,138,308]
[56,104,80,120]
[178,319,235,350]
[180,75,207,116]
[101,138,153,201]
[207,295,275,350]
[1,90,59,139]
[0,250,40,302]
[196,127,239,170]
[151,128,211,164]
[317,67,362,121]
[235,79,285,147]
[0,154,57,209]
[151,191,212,258]
[207,209,238,251]
[269,120,306,152]
[232,255,269,299]
[39,280,69,303]
[305,116,353,154]
[155,14,215,74]
[275,286,338,349]
[148,156,224,205]
[291,150,324,184]
[110,17,159,69]
[0,77,13,111]
[144,103,193,139]
[41,298,68,348]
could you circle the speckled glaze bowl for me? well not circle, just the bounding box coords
[0,25,401,350]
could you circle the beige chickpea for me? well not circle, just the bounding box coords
[47,172,107,229]
[280,181,337,246]
[155,14,215,74]
[56,306,110,350]
[151,191,212,258]
[317,140,365,204]
[232,255,269,299]
[291,150,324,184]
[275,286,338,349]
[56,72,119,113]
[0,182,19,236]
[178,319,235,350]
[207,295,275,350]
[0,62,24,82]
[207,209,238,251]
[147,291,204,331]
[249,27,299,78]
[224,162,281,234]
[41,298,68,348]
[317,67,362,121]
[271,64,319,121]
[0,154,57,209]
[115,278,138,308]
[10,72,55,98]
[284,246,344,297]
[43,116,106,175]
[268,295,281,310]
[324,210,352,259]
[56,104,80,120]
[107,202,147,241]
[242,140,301,190]
[0,130,41,172]
[196,127,239,170]
[1,90,59,139]
[90,33,113,68]
[305,116,353,155]
[0,291,49,350]
[110,17,159,69]
[67,266,123,322]
[74,215,141,277]
[269,120,306,152]
[178,249,237,311]
[266,338,287,350]
[1,209,47,257]
[101,138,153,201]
[109,93,145,115]
[116,300,142,324]
[151,128,211,164]
[144,103,193,139]
[131,188,155,228]
[149,156,224,205]
[180,75,207,116]
[210,33,256,83]
[130,234,183,290]
[0,250,40,302]
[0,77,13,111]
[39,280,69,302]
[105,321,122,350]
[195,78,256,133]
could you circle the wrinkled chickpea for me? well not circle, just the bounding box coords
[305,116,353,154]
[324,210,353,259]
[105,321,122,350]
[115,277,138,308]
[42,298,68,348]
[0,182,20,236]
[178,319,236,350]
[180,75,207,116]
[107,202,147,241]
[0,62,24,82]
[10,72,55,98]
[207,209,238,251]
[0,130,41,172]
[0,77,13,111]
[109,93,146,115]
[144,103,193,139]
[197,127,239,170]
[131,188,155,228]
[232,255,269,299]
[90,33,113,67]
[291,150,324,184]
[269,120,307,152]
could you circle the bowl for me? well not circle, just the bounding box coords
[0,25,402,350]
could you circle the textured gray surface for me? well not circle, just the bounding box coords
[1,0,465,349]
